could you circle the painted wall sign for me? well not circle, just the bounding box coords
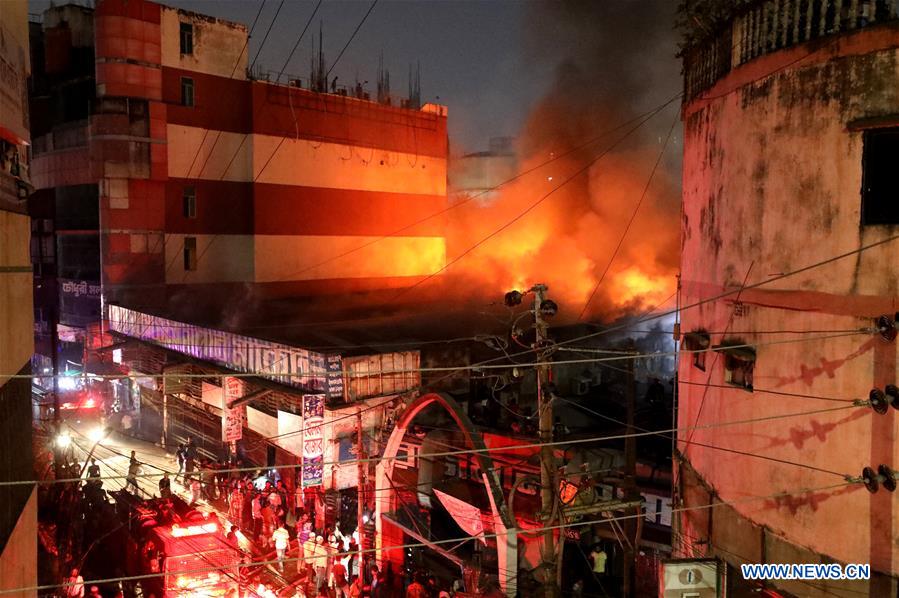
[107,305,344,397]
[222,376,247,442]
[302,394,325,487]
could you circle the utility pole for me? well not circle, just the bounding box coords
[356,408,365,570]
[623,348,637,597]
[50,306,61,476]
[161,364,168,448]
[533,284,557,597]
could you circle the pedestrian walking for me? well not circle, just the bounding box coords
[175,443,187,482]
[65,567,84,598]
[313,535,328,590]
[185,437,197,476]
[252,493,263,541]
[331,556,349,597]
[126,453,141,494]
[261,499,275,549]
[272,524,291,571]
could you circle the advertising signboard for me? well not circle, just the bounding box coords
[302,394,325,487]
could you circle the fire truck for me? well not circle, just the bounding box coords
[111,492,242,597]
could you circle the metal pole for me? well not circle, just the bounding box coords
[161,366,168,448]
[623,350,637,597]
[51,306,61,473]
[356,408,365,572]
[533,283,557,597]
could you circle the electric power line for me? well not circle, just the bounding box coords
[577,111,680,321]
[10,400,863,489]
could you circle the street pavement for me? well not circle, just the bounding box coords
[64,421,300,595]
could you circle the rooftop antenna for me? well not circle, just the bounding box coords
[377,51,391,104]
[408,60,421,109]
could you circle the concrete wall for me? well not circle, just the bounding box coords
[0,489,37,598]
[159,6,247,79]
[678,20,899,584]
[0,210,33,386]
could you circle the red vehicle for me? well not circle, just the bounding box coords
[112,493,241,597]
[58,388,102,426]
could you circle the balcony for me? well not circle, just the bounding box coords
[682,0,899,101]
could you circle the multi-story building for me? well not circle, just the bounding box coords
[677,1,899,596]
[27,0,449,571]
[29,0,449,377]
[0,0,37,594]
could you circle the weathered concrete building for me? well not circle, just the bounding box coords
[0,1,37,595]
[677,1,899,596]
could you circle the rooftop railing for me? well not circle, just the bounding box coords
[683,0,899,101]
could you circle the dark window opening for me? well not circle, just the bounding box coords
[183,237,197,271]
[684,330,711,372]
[693,351,707,372]
[720,343,755,391]
[180,22,194,55]
[180,77,194,107]
[182,186,196,218]
[861,127,899,225]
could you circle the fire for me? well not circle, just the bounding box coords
[438,145,679,322]
[609,267,672,308]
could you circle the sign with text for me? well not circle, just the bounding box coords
[302,394,325,487]
[222,377,246,442]
[107,305,344,397]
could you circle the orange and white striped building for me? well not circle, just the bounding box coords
[31,0,448,318]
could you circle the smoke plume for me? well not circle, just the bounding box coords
[442,0,683,323]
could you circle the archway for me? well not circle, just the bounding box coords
[375,392,518,596]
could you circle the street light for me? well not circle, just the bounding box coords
[55,432,72,449]
[87,426,109,443]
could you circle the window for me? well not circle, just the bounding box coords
[182,186,196,218]
[180,77,194,107]
[861,127,899,225]
[183,236,197,271]
[179,22,194,55]
[684,330,710,371]
[720,343,755,391]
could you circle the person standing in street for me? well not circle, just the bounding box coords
[185,436,197,477]
[405,574,427,598]
[65,567,84,598]
[272,524,291,571]
[261,498,275,549]
[158,472,171,499]
[228,486,243,528]
[331,556,349,597]
[189,476,201,505]
[175,443,186,483]
[251,493,263,542]
[126,452,141,494]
